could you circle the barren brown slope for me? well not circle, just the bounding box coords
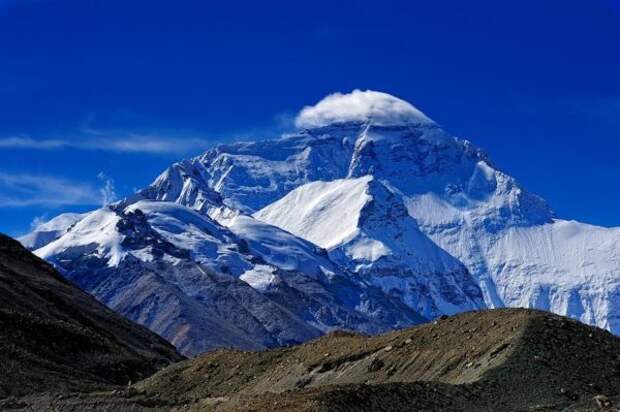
[0,233,184,398]
[134,308,620,412]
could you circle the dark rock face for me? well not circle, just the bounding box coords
[0,233,183,398]
[115,208,190,259]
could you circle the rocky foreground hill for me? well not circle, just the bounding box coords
[0,233,183,399]
[5,306,620,411]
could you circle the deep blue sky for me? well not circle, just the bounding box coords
[1,0,619,236]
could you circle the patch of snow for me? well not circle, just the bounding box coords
[239,264,279,291]
[129,247,155,262]
[345,237,391,262]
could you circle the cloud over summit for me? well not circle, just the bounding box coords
[295,89,434,129]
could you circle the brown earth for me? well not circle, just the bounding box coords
[137,308,620,412]
[6,307,620,411]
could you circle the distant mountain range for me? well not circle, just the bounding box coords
[22,89,620,355]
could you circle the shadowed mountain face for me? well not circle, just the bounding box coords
[7,308,620,411]
[0,233,183,398]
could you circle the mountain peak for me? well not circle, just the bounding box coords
[295,89,435,129]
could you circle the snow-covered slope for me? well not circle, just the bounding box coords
[19,212,86,250]
[256,175,484,318]
[408,190,620,332]
[489,221,620,330]
[24,89,620,350]
[255,177,373,250]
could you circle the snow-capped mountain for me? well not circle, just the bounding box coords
[129,90,620,333]
[23,89,620,353]
[27,199,422,355]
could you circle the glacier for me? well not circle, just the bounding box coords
[21,89,620,354]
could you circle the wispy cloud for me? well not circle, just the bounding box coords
[0,106,302,155]
[97,172,118,206]
[0,172,102,207]
[29,214,48,230]
[0,134,211,154]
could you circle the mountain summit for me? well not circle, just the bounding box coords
[22,90,620,354]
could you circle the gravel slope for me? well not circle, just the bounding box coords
[135,308,620,411]
[4,307,620,411]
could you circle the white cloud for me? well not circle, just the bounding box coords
[97,172,118,206]
[30,214,48,230]
[295,89,435,129]
[0,134,210,154]
[0,172,101,207]
[0,137,67,149]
